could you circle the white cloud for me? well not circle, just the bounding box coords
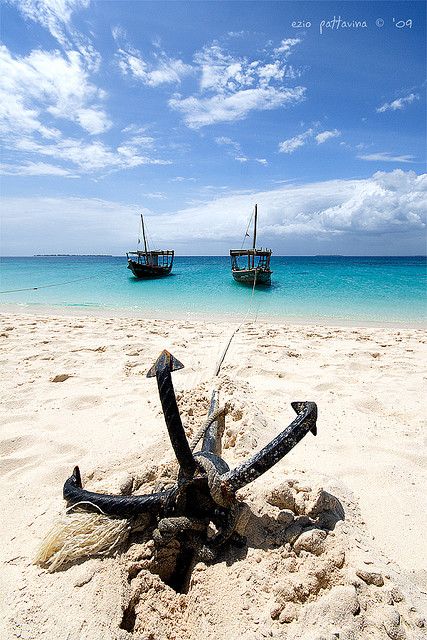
[1,196,141,255]
[10,0,99,69]
[115,39,305,128]
[274,38,301,56]
[358,152,415,163]
[0,44,165,175]
[279,128,313,153]
[170,85,305,128]
[194,44,255,93]
[256,158,268,165]
[0,161,77,176]
[147,171,426,241]
[171,176,197,182]
[0,45,111,138]
[112,25,126,42]
[141,192,166,200]
[257,61,285,84]
[75,107,111,135]
[168,41,306,128]
[10,0,89,43]
[15,136,171,172]
[214,136,245,162]
[117,48,193,86]
[2,171,425,254]
[215,136,240,150]
[227,31,246,38]
[376,93,418,113]
[280,126,342,153]
[315,129,341,144]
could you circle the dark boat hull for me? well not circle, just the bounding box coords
[232,268,272,286]
[127,260,172,278]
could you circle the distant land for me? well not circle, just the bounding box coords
[34,254,113,257]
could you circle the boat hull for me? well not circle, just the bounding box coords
[232,269,272,286]
[127,260,172,278]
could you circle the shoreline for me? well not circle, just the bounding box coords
[1,303,425,330]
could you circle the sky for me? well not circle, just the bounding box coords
[0,0,426,256]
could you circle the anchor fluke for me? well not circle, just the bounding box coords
[146,350,184,378]
[291,401,317,436]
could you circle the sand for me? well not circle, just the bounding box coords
[0,311,426,639]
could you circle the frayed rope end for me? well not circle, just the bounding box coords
[34,508,131,572]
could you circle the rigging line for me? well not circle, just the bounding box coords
[0,268,119,295]
[240,209,254,250]
[144,218,152,255]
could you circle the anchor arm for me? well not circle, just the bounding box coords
[221,401,317,494]
[63,466,175,519]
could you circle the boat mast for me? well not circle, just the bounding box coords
[252,203,258,268]
[141,214,148,255]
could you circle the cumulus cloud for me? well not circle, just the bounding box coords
[115,37,305,128]
[171,86,305,128]
[195,44,255,93]
[376,93,419,113]
[3,170,424,254]
[0,43,172,174]
[116,46,193,86]
[0,45,111,138]
[149,170,427,242]
[169,41,306,128]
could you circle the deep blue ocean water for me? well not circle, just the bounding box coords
[0,256,426,323]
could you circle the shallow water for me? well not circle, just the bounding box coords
[0,256,426,324]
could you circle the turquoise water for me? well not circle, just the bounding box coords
[0,256,426,324]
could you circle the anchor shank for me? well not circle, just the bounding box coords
[156,362,196,478]
[202,389,224,456]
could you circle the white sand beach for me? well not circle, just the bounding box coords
[1,311,426,639]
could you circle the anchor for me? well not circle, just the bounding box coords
[63,350,318,575]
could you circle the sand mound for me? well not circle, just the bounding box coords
[30,464,425,639]
[107,475,424,640]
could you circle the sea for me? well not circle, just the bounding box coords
[0,256,426,325]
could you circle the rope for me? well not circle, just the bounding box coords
[0,275,97,294]
[189,405,228,452]
[213,269,259,377]
[194,454,232,507]
[199,271,261,507]
[0,267,119,295]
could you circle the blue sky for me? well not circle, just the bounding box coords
[1,0,426,255]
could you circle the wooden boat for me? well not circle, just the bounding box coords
[127,214,174,278]
[230,204,272,286]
